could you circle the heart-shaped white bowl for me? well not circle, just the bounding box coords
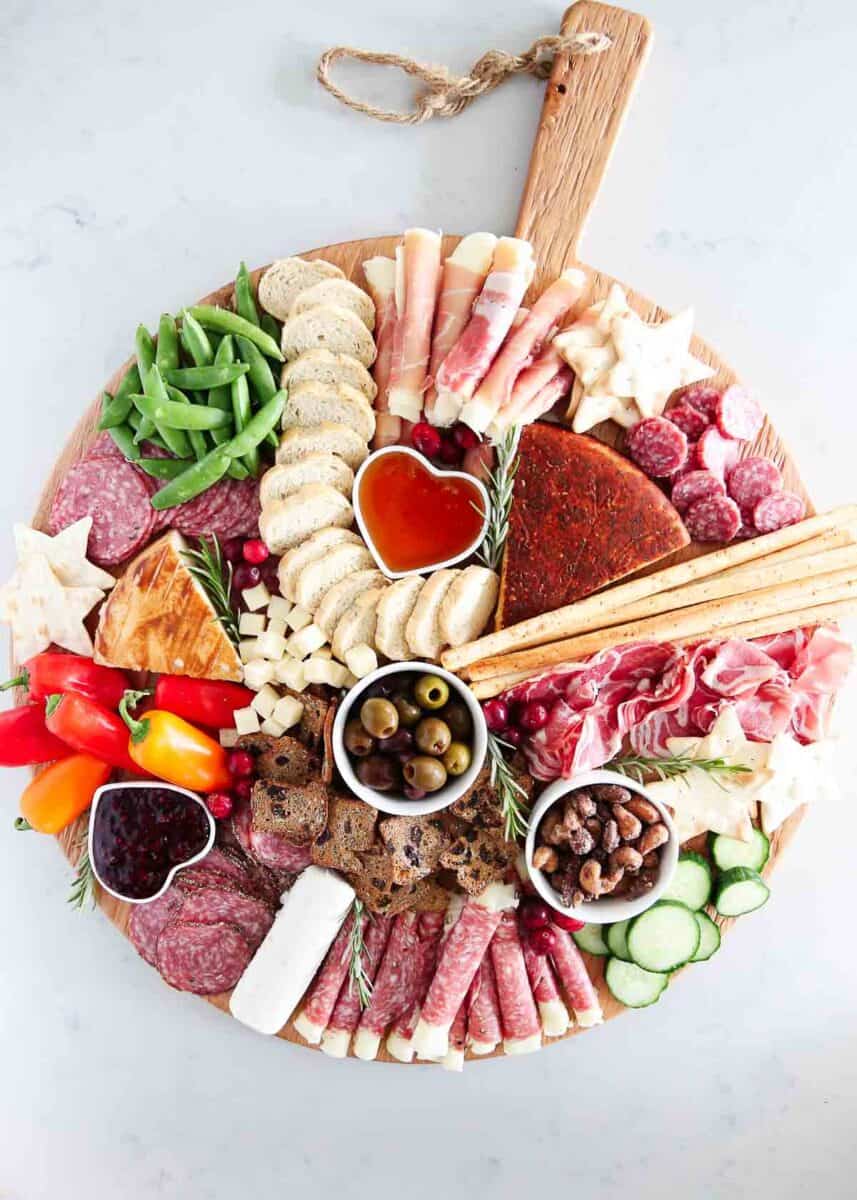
[352,445,490,579]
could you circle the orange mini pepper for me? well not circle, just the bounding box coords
[119,691,231,793]
[19,753,111,834]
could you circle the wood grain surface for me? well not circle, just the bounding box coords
[36,1,812,1062]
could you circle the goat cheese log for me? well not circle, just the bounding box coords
[490,910,542,1055]
[320,914,393,1058]
[520,929,570,1037]
[549,924,603,1027]
[353,911,422,1061]
[293,907,365,1044]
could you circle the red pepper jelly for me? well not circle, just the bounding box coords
[91,784,213,901]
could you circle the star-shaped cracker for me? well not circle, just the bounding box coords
[13,519,114,590]
[0,552,104,663]
[757,736,834,836]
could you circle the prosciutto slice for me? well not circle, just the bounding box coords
[490,910,542,1054]
[387,228,443,423]
[549,925,603,1026]
[515,363,575,426]
[433,237,535,429]
[466,267,585,436]
[466,952,503,1056]
[320,914,392,1058]
[501,342,566,424]
[424,233,497,425]
[520,928,569,1037]
[352,911,422,1061]
[292,908,363,1044]
[386,909,445,1063]
[363,255,400,447]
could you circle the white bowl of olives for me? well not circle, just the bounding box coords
[332,662,488,816]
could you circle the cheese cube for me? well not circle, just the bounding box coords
[286,604,312,632]
[345,643,378,679]
[342,671,359,689]
[243,582,271,612]
[234,706,261,736]
[274,658,306,691]
[239,611,266,637]
[257,630,289,661]
[303,657,349,688]
[266,618,287,639]
[272,695,304,730]
[239,638,260,663]
[219,728,240,748]
[286,623,327,661]
[243,658,276,691]
[312,645,332,660]
[251,684,279,720]
[267,595,292,622]
[260,716,286,737]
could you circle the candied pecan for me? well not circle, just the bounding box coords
[601,819,620,853]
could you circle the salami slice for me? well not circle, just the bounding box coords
[667,403,709,441]
[353,912,421,1060]
[442,999,468,1072]
[671,469,726,513]
[172,477,234,538]
[386,910,446,1062]
[627,417,689,478]
[489,911,541,1054]
[320,914,393,1057]
[173,887,274,949]
[695,426,739,478]
[466,952,503,1055]
[752,490,806,533]
[50,457,155,565]
[217,478,261,540]
[548,925,603,1026]
[231,798,254,858]
[678,384,721,421]
[156,920,252,994]
[715,385,764,442]
[197,846,257,889]
[684,494,742,543]
[128,887,184,967]
[726,456,782,510]
[520,928,570,1038]
[248,828,313,873]
[293,909,362,1044]
[86,431,127,460]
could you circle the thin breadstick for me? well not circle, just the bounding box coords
[470,670,535,699]
[712,526,854,581]
[467,569,857,680]
[441,504,857,673]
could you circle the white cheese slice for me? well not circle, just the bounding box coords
[442,1046,465,1072]
[468,1039,498,1056]
[320,1028,351,1059]
[539,999,570,1038]
[574,1006,604,1028]
[292,1011,326,1045]
[503,1033,542,1056]
[229,867,355,1036]
[386,1030,415,1063]
[352,1028,381,1061]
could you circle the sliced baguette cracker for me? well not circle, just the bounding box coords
[259,485,353,556]
[258,257,344,320]
[277,527,363,602]
[280,304,376,368]
[280,349,377,402]
[260,455,354,507]
[405,569,460,660]
[315,568,389,639]
[295,542,375,614]
[439,565,499,648]
[332,587,387,663]
[281,380,376,444]
[276,422,370,472]
[290,279,376,332]
[375,576,426,662]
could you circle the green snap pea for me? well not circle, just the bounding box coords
[98,363,142,430]
[180,311,214,368]
[155,314,180,373]
[105,420,141,462]
[150,446,232,510]
[134,326,157,440]
[163,363,249,389]
[260,313,281,345]
[128,407,142,432]
[234,261,260,327]
[132,392,232,432]
[141,365,192,458]
[207,335,236,446]
[235,335,277,405]
[167,385,211,461]
[230,372,257,475]
[136,456,194,480]
[265,430,280,450]
[187,305,283,361]
[222,390,286,461]
[227,460,249,480]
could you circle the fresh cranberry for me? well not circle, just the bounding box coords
[222,536,245,564]
[232,562,262,593]
[227,749,255,779]
[528,926,559,955]
[242,538,269,565]
[232,777,253,803]
[520,701,550,732]
[501,727,522,748]
[482,698,509,733]
[452,423,479,450]
[437,436,463,465]
[411,421,442,459]
[551,912,585,933]
[519,899,552,931]
[206,792,234,820]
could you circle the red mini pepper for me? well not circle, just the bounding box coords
[45,692,139,774]
[0,704,72,766]
[1,652,130,709]
[153,676,254,730]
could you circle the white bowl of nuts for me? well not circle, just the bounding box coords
[525,769,678,925]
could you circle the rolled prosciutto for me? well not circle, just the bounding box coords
[320,914,392,1058]
[386,909,446,1063]
[515,363,574,427]
[549,924,603,1027]
[293,908,364,1044]
[387,228,443,423]
[352,911,422,1061]
[363,255,401,448]
[490,910,542,1054]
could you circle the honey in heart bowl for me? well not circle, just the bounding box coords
[353,446,490,577]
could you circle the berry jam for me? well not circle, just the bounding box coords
[91,785,212,901]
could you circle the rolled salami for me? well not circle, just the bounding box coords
[466,950,503,1056]
[490,910,542,1055]
[353,911,421,1061]
[293,908,364,1044]
[549,924,603,1027]
[442,999,468,1073]
[386,910,446,1063]
[520,927,570,1038]
[320,914,393,1058]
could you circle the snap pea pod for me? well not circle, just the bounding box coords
[128,407,141,432]
[260,313,281,345]
[227,459,249,480]
[180,311,214,367]
[222,390,286,461]
[235,335,277,405]
[163,363,249,390]
[132,392,232,432]
[134,325,157,440]
[167,385,210,461]
[155,314,180,373]
[136,456,194,480]
[104,417,141,462]
[139,365,192,457]
[187,305,283,361]
[150,446,232,510]
[98,363,142,430]
[234,261,260,326]
[207,335,235,446]
[230,372,257,476]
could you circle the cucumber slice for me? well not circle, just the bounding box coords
[605,958,669,1008]
[572,924,609,957]
[606,919,632,962]
[714,867,770,917]
[710,828,770,873]
[627,901,701,972]
[662,851,713,911]
[691,911,721,962]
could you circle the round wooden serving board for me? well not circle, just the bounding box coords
[37,1,812,1061]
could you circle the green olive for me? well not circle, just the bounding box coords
[344,719,374,757]
[414,673,449,710]
[439,700,472,740]
[359,697,399,740]
[403,755,448,793]
[393,695,422,728]
[415,717,452,756]
[442,741,472,777]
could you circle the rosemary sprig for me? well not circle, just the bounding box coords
[68,838,97,912]
[182,534,240,648]
[345,899,373,1009]
[611,752,753,788]
[487,731,530,842]
[477,426,521,571]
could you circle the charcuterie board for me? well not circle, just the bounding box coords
[23,0,832,1063]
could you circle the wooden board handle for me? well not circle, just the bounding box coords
[515,1,652,290]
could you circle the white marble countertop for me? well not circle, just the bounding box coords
[2,1,856,1196]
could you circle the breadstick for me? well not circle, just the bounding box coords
[442,504,857,673]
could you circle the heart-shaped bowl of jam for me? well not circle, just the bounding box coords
[353,446,490,578]
[88,781,215,905]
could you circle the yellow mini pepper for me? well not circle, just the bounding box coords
[119,692,231,793]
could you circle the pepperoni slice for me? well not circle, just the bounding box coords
[726,457,782,510]
[695,426,739,479]
[671,469,726,513]
[752,491,806,533]
[715,386,764,442]
[684,494,742,543]
[667,403,709,441]
[676,384,722,421]
[156,920,252,994]
[627,417,689,478]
